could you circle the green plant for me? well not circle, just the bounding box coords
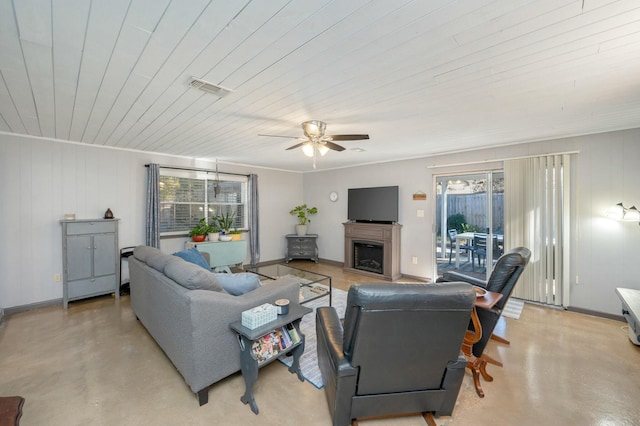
[207,217,221,233]
[289,204,318,225]
[217,211,236,233]
[188,218,210,237]
[228,228,242,234]
[447,213,466,233]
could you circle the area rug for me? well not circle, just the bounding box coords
[502,297,525,320]
[279,286,348,389]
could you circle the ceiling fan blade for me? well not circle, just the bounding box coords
[285,142,306,150]
[327,134,369,141]
[258,134,304,140]
[324,141,345,151]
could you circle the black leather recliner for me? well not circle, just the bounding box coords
[315,283,476,426]
[437,246,531,358]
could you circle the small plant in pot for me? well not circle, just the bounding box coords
[289,204,318,236]
[217,212,236,241]
[189,218,209,242]
[207,218,221,242]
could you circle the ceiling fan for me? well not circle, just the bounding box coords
[259,120,369,168]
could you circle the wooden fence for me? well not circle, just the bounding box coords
[436,193,504,235]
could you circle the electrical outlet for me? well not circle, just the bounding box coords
[575,275,579,284]
[412,256,418,265]
[417,209,424,217]
[54,274,61,282]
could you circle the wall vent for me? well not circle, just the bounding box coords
[189,77,234,98]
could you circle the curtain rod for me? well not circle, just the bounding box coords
[145,163,249,177]
[426,150,579,169]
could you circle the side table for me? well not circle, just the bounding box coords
[230,303,312,414]
[462,288,503,398]
[285,234,318,263]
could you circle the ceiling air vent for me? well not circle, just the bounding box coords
[189,77,234,98]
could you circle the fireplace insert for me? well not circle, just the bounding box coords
[353,241,383,274]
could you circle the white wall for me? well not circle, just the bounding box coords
[0,133,303,309]
[303,128,640,316]
[2,128,639,315]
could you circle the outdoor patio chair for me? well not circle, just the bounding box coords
[448,229,472,264]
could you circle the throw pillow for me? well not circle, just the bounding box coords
[172,248,210,270]
[164,260,223,292]
[214,273,262,296]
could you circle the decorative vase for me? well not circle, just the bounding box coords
[208,232,219,242]
[104,208,114,219]
[295,224,307,236]
[192,235,206,242]
[219,235,232,242]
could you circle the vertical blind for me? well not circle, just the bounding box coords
[504,154,572,307]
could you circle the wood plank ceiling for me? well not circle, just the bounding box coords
[1,0,639,172]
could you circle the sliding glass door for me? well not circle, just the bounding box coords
[435,171,504,280]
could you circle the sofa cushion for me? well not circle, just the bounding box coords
[147,251,177,272]
[133,245,160,263]
[165,259,224,292]
[214,273,262,296]
[172,248,210,270]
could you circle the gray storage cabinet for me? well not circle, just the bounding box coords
[60,219,120,309]
[285,234,318,263]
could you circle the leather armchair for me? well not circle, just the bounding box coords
[437,246,531,358]
[316,283,476,426]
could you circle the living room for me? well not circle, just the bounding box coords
[2,1,640,424]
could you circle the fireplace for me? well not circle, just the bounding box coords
[343,222,401,281]
[353,241,384,274]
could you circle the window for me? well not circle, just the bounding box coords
[159,169,248,236]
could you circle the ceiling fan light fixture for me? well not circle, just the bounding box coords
[318,145,329,156]
[302,120,326,138]
[302,143,315,157]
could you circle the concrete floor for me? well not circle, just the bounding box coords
[1,261,639,425]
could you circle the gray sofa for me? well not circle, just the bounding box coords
[129,245,299,405]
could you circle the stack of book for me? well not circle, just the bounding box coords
[251,324,301,364]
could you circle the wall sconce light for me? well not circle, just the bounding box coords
[606,202,640,224]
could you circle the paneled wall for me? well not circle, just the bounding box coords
[303,128,640,316]
[2,128,640,316]
[0,133,302,310]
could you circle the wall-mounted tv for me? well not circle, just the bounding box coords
[347,185,399,224]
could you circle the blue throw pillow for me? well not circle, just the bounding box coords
[172,248,210,270]
[214,273,262,296]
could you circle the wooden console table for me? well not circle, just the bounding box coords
[462,288,503,398]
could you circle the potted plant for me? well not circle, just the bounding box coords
[289,204,318,236]
[189,218,209,242]
[217,212,236,241]
[207,218,221,242]
[228,228,243,241]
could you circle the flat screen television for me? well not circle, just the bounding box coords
[347,185,399,224]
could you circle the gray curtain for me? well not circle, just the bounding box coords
[248,174,260,265]
[146,163,160,248]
